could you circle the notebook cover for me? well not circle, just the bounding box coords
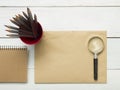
[0,47,28,82]
[35,31,107,83]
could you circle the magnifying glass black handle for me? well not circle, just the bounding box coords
[94,58,98,80]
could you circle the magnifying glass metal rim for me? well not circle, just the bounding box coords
[88,36,104,55]
[88,36,104,81]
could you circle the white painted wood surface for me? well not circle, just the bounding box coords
[1,0,120,6]
[28,0,120,6]
[0,0,120,89]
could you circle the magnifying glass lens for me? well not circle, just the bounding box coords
[89,38,104,54]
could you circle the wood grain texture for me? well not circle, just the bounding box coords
[0,0,120,6]
[0,0,120,89]
[0,0,28,6]
[28,0,120,6]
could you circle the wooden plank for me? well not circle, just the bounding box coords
[0,69,119,90]
[28,0,120,6]
[107,38,120,69]
[0,0,120,6]
[0,0,28,6]
[1,7,120,37]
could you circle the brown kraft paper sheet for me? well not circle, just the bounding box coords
[35,31,107,83]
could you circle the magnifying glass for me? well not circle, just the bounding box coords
[88,36,104,80]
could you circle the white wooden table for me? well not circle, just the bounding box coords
[0,0,120,89]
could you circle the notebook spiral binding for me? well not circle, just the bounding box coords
[0,46,27,50]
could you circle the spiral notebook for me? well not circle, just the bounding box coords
[0,45,28,83]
